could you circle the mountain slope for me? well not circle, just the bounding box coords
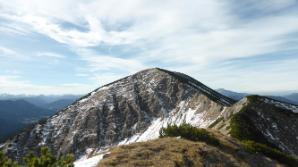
[98,136,283,167]
[0,100,53,142]
[285,93,298,104]
[44,99,77,111]
[3,68,234,160]
[210,95,298,157]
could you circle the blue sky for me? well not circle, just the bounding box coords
[0,0,298,95]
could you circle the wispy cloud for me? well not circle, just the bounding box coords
[0,46,26,60]
[0,75,93,95]
[0,46,17,57]
[0,0,297,94]
[36,52,65,59]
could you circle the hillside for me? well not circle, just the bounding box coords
[285,93,298,104]
[44,99,77,111]
[210,95,298,157]
[0,100,53,142]
[98,136,283,167]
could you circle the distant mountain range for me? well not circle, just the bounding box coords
[285,93,298,103]
[0,95,80,142]
[0,94,81,109]
[216,88,298,105]
[0,100,52,142]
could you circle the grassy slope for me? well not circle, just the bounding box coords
[98,135,282,167]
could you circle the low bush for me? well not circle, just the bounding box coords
[230,107,273,147]
[241,140,298,167]
[0,150,19,167]
[159,123,220,146]
[0,147,74,167]
[230,104,298,166]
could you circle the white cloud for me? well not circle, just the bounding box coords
[80,54,147,73]
[0,46,16,56]
[36,52,65,59]
[0,0,229,47]
[0,75,93,95]
[75,48,148,85]
[0,46,27,60]
[0,0,297,93]
[1,0,297,63]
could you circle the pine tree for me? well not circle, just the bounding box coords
[24,147,74,167]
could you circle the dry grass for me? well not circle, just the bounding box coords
[97,136,283,167]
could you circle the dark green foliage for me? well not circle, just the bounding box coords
[24,147,74,167]
[0,150,19,167]
[241,140,298,167]
[229,102,298,166]
[246,95,260,103]
[0,147,74,167]
[230,107,271,146]
[159,123,220,146]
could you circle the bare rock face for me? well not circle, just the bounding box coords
[4,68,234,160]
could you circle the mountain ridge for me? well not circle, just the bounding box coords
[217,88,298,105]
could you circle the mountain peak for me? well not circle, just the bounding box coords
[4,68,234,160]
[79,68,235,108]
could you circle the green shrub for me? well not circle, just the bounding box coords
[24,147,74,167]
[159,123,220,146]
[0,150,19,167]
[0,147,74,167]
[241,140,298,167]
[230,107,272,146]
[229,103,298,166]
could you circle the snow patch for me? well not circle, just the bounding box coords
[118,100,221,145]
[74,150,109,167]
[74,154,104,167]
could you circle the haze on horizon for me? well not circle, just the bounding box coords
[0,0,298,95]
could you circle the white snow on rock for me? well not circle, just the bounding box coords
[74,154,104,167]
[74,150,109,167]
[118,100,224,145]
[263,98,298,113]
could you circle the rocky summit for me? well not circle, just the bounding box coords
[2,68,298,166]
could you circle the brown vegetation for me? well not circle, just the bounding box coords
[98,136,283,167]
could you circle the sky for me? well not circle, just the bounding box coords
[0,0,298,95]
